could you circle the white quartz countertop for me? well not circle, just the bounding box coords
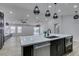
[20,34,73,47]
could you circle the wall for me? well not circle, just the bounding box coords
[0,4,63,37]
[40,16,62,35]
[16,26,34,36]
[40,19,54,34]
[61,15,79,41]
[0,5,34,36]
[0,6,15,36]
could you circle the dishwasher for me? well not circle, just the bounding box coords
[34,41,50,56]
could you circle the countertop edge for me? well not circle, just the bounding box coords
[21,34,73,47]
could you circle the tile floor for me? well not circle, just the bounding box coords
[0,36,79,56]
[66,41,79,56]
[0,36,21,56]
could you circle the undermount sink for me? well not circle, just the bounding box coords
[46,36,59,38]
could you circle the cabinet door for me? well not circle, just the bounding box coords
[50,40,58,56]
[57,39,64,56]
[22,45,34,56]
[34,45,50,56]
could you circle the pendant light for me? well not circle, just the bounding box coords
[33,5,40,15]
[6,22,9,26]
[53,3,58,19]
[20,19,27,23]
[45,10,51,17]
[73,11,79,19]
[0,12,4,19]
[53,13,58,19]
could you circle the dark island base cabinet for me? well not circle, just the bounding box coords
[22,36,73,56]
[57,39,64,56]
[50,40,58,56]
[22,45,34,56]
[50,38,64,56]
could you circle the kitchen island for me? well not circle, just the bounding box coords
[20,34,73,56]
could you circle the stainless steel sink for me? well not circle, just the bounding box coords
[46,36,59,38]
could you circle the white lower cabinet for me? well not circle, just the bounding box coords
[34,42,50,56]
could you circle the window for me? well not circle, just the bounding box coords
[10,26,16,33]
[17,26,22,33]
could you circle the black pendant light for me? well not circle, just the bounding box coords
[53,13,58,19]
[20,19,27,23]
[45,10,51,17]
[73,11,79,19]
[53,3,58,19]
[6,22,9,26]
[0,12,4,19]
[33,5,40,15]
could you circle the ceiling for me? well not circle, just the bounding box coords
[1,3,79,15]
[0,3,79,25]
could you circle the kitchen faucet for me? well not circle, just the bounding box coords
[43,29,51,37]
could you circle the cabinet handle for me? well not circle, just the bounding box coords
[34,43,50,49]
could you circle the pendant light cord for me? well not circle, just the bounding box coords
[53,3,56,18]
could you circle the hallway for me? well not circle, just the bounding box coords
[0,37,21,56]
[66,41,79,56]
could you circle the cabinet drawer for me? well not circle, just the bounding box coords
[34,45,50,56]
[50,40,58,46]
[50,45,57,56]
[34,42,50,49]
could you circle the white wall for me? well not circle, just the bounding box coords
[2,4,78,38]
[18,26,34,36]
[61,15,79,41]
[0,6,16,36]
[40,16,62,35]
[0,5,34,36]
[40,20,54,34]
[0,4,63,37]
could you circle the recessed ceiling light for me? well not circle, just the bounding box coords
[48,5,52,8]
[26,14,30,17]
[73,5,78,8]
[45,18,47,21]
[58,9,61,13]
[36,17,39,19]
[9,11,13,14]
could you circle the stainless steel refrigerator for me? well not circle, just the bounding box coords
[0,12,4,49]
